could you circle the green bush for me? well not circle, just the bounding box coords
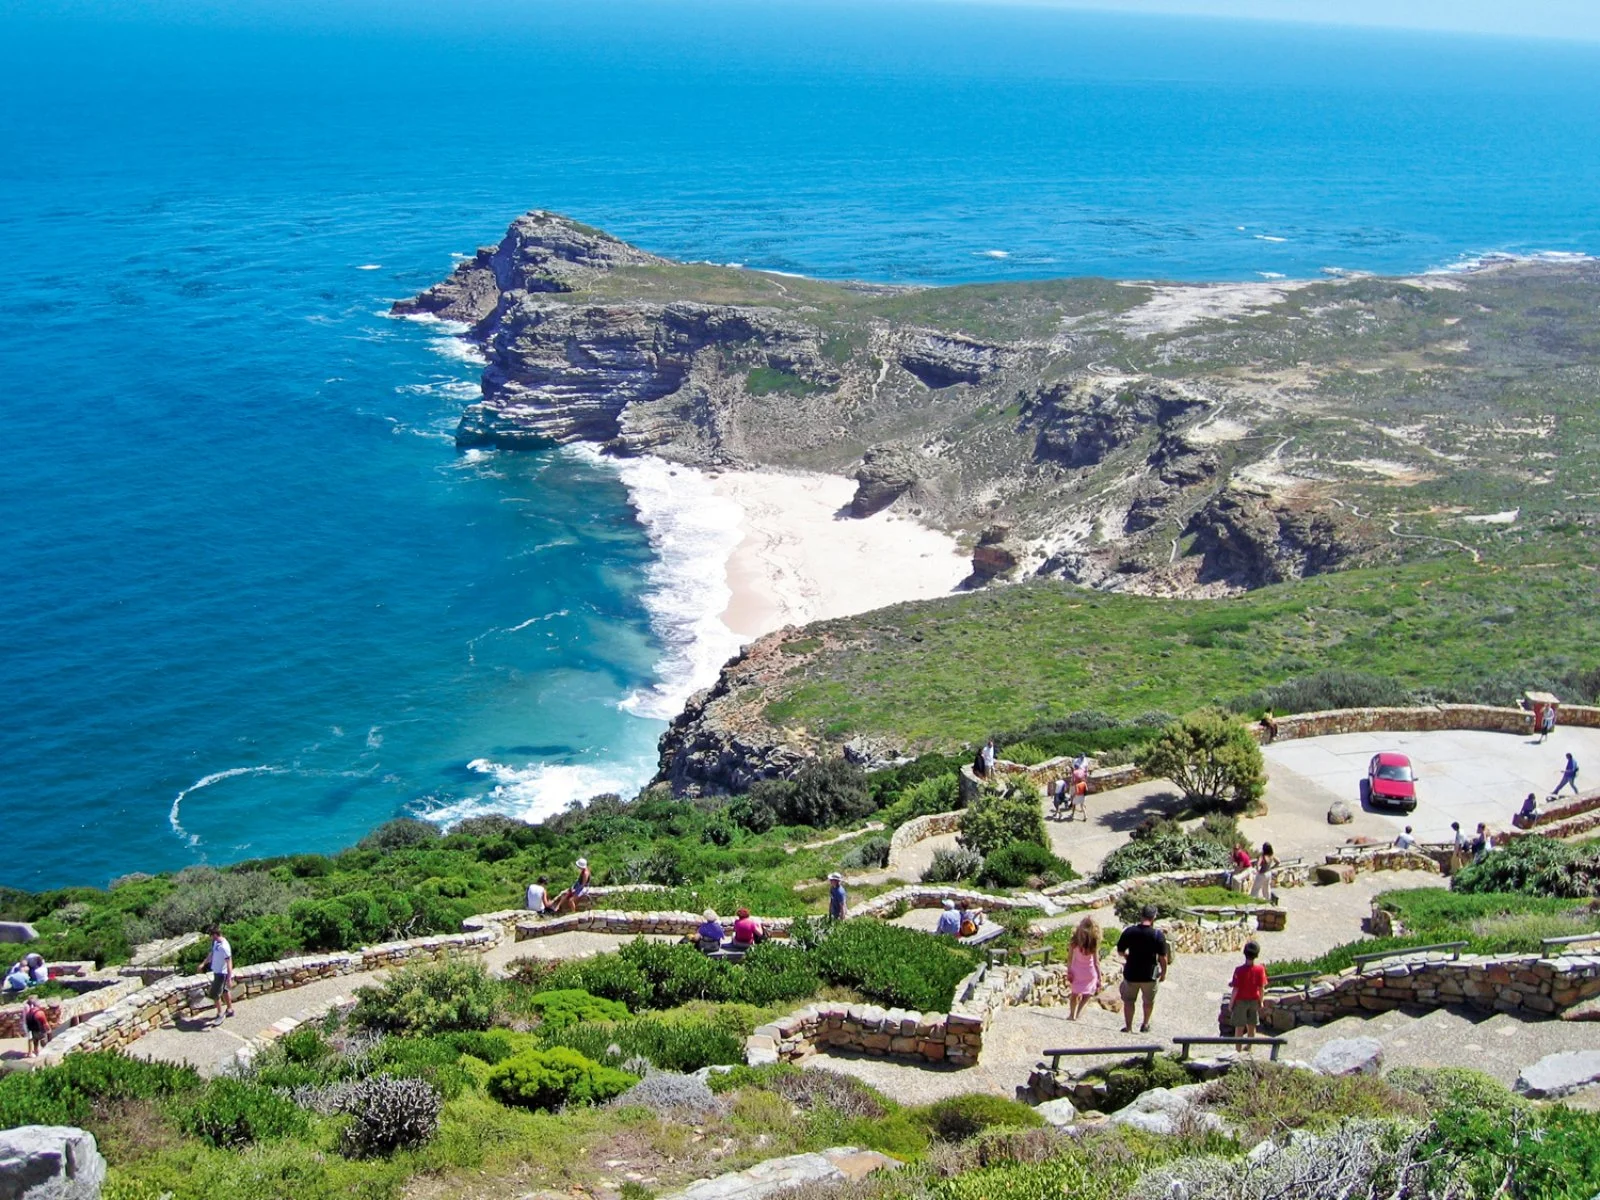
[358,818,442,852]
[775,759,875,828]
[142,867,304,939]
[1387,1066,1526,1116]
[1228,669,1415,717]
[1427,1097,1600,1199]
[543,939,821,1011]
[1137,710,1266,811]
[486,1047,636,1110]
[1094,832,1233,885]
[912,1093,1045,1141]
[1199,1059,1423,1141]
[812,920,979,1012]
[540,1014,745,1073]
[526,989,631,1030]
[728,794,777,834]
[979,842,1076,889]
[1112,881,1194,923]
[1451,837,1600,899]
[1079,1054,1191,1112]
[999,742,1050,767]
[351,959,499,1036]
[366,1035,477,1099]
[922,846,983,884]
[959,783,1048,858]
[0,1050,200,1129]
[838,835,891,870]
[880,772,961,828]
[179,1078,309,1148]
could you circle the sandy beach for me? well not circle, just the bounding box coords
[712,470,969,639]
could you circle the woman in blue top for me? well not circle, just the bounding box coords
[696,909,725,951]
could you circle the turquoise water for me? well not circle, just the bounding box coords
[3,1,1599,889]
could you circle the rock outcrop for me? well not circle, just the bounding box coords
[850,445,923,517]
[967,524,1023,584]
[897,331,1012,389]
[0,1126,106,1200]
[1185,486,1360,588]
[1025,379,1209,469]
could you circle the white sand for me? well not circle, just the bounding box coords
[712,470,969,639]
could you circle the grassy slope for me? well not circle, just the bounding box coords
[761,546,1599,748]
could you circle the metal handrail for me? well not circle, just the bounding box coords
[1173,1035,1287,1062]
[1265,969,1320,998]
[1041,1044,1162,1070]
[1352,941,1467,973]
[1020,947,1053,966]
[1541,931,1600,952]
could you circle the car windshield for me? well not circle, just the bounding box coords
[1376,764,1414,782]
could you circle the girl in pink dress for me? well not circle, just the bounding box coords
[1066,916,1102,1020]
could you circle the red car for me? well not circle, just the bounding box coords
[1366,752,1418,812]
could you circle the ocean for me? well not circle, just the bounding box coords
[3,0,1598,889]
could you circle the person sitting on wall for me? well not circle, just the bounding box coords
[730,907,765,948]
[3,961,30,993]
[549,858,591,915]
[696,909,726,953]
[1519,792,1539,824]
[24,952,47,985]
[934,898,962,937]
[959,907,983,938]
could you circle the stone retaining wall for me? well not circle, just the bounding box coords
[1512,790,1600,830]
[515,910,795,943]
[958,761,1146,806]
[1259,703,1531,743]
[1559,705,1600,729]
[0,977,144,1040]
[41,929,496,1063]
[1240,950,1600,1034]
[886,812,963,869]
[853,885,1050,919]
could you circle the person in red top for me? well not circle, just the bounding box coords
[1228,844,1252,892]
[731,907,765,947]
[1229,940,1268,1041]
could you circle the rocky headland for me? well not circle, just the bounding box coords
[402,213,1600,792]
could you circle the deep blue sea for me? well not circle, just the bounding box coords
[3,0,1599,889]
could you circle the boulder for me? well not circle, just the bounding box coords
[1515,1050,1600,1099]
[1106,1083,1226,1137]
[1034,1098,1079,1127]
[1314,864,1355,886]
[1327,801,1354,825]
[0,1126,107,1200]
[0,923,38,945]
[968,525,1022,583]
[850,446,923,518]
[1311,1038,1383,1077]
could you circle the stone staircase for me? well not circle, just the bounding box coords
[1279,1004,1599,1088]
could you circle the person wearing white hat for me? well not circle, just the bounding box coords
[934,897,962,937]
[827,872,847,921]
[551,858,592,915]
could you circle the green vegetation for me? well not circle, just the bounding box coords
[485,1047,637,1111]
[1452,836,1600,899]
[753,554,1600,754]
[959,783,1049,858]
[1135,711,1266,812]
[1094,814,1243,885]
[744,365,829,397]
[1199,1060,1426,1142]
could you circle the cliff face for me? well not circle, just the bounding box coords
[402,213,1600,793]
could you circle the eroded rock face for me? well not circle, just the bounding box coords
[1025,380,1209,468]
[0,1125,107,1200]
[851,445,923,517]
[968,524,1023,583]
[1185,486,1359,588]
[897,331,1011,389]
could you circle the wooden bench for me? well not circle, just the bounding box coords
[1173,1034,1287,1062]
[1020,947,1053,966]
[1042,1044,1163,1070]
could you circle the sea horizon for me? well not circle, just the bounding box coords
[4,0,1600,891]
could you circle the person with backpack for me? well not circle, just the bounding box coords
[23,995,52,1057]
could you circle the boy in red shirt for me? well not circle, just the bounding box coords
[1230,940,1268,1042]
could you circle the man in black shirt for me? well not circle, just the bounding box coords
[1115,905,1170,1034]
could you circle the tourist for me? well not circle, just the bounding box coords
[935,898,963,937]
[1539,705,1557,743]
[959,907,982,938]
[1067,916,1102,1021]
[1228,843,1253,891]
[1229,941,1268,1043]
[525,876,552,915]
[1050,777,1069,819]
[3,961,28,994]
[1394,826,1417,850]
[696,909,725,952]
[731,907,765,947]
[1116,905,1169,1034]
[1555,753,1581,797]
[982,739,997,776]
[972,745,988,780]
[1448,821,1468,874]
[1249,842,1277,902]
[1471,823,1492,863]
[1071,762,1089,820]
[24,951,47,984]
[1519,793,1539,824]
[828,872,848,920]
[1261,709,1278,743]
[206,925,234,1027]
[550,858,591,915]
[23,995,51,1058]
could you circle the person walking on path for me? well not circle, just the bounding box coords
[935,898,963,937]
[1555,754,1580,797]
[1067,916,1102,1021]
[1249,842,1277,902]
[827,872,848,921]
[1260,709,1278,743]
[1229,941,1268,1043]
[1539,705,1557,743]
[1116,905,1169,1034]
[550,859,591,915]
[1070,762,1089,821]
[22,995,51,1058]
[205,926,234,1027]
[1448,821,1468,874]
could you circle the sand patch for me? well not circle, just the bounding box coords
[1114,280,1313,338]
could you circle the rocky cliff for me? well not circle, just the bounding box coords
[404,213,1600,792]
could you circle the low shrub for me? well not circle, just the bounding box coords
[913,1093,1045,1141]
[179,1078,309,1148]
[1228,669,1416,717]
[357,818,442,852]
[542,938,821,1011]
[1199,1059,1423,1142]
[1113,882,1192,923]
[999,742,1050,766]
[486,1047,636,1111]
[541,1014,745,1073]
[1387,1066,1526,1116]
[812,920,979,1012]
[1080,1054,1190,1112]
[351,960,499,1036]
[839,835,891,870]
[141,867,304,940]
[1095,833,1233,885]
[979,842,1076,889]
[766,1067,889,1118]
[879,772,962,828]
[775,760,876,829]
[0,1051,200,1129]
[336,1075,443,1158]
[366,1035,476,1099]
[611,1072,723,1117]
[1451,837,1600,899]
[959,784,1048,858]
[922,846,983,884]
[526,988,631,1030]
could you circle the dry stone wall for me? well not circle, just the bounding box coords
[1259,703,1531,743]
[886,811,962,868]
[515,910,795,942]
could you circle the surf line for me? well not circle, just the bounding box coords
[169,765,286,849]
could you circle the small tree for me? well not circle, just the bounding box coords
[958,782,1047,859]
[1137,709,1266,811]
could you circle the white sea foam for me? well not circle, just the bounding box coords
[981,249,1010,258]
[1257,271,1287,280]
[1428,249,1597,275]
[1254,235,1288,243]
[567,447,745,722]
[426,755,659,827]
[356,264,382,271]
[169,765,284,848]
